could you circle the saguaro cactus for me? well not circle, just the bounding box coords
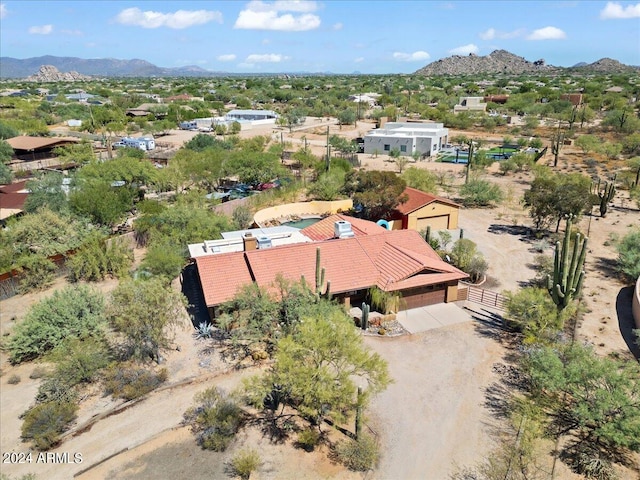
[592,176,616,218]
[315,247,330,298]
[355,387,363,440]
[424,225,431,243]
[551,126,565,167]
[547,216,588,311]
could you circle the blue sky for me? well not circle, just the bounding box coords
[1,1,639,73]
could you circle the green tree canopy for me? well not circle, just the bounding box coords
[343,170,407,220]
[107,277,187,362]
[23,171,68,214]
[244,305,390,426]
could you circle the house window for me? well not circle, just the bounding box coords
[400,145,407,152]
[383,144,390,151]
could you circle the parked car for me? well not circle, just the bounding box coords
[256,182,277,191]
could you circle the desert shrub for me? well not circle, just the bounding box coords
[17,254,56,293]
[308,171,345,201]
[459,179,503,207]
[7,285,105,364]
[466,255,488,283]
[505,287,566,344]
[184,387,244,452]
[297,428,321,451]
[47,337,111,388]
[103,365,167,401]
[36,376,78,404]
[616,228,640,281]
[232,205,254,230]
[67,235,133,282]
[564,444,618,480]
[368,286,402,314]
[335,433,380,472]
[29,366,49,379]
[21,400,78,450]
[138,242,184,281]
[229,448,261,480]
[7,374,21,384]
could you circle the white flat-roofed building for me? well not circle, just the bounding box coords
[225,109,278,124]
[363,122,449,158]
[188,226,311,258]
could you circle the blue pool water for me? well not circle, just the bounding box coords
[282,217,322,229]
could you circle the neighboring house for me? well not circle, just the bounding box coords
[65,92,95,103]
[453,97,487,113]
[225,109,278,124]
[363,122,449,158]
[126,103,165,118]
[0,180,28,223]
[388,187,461,231]
[483,94,509,104]
[348,93,380,107]
[193,224,468,318]
[6,136,79,162]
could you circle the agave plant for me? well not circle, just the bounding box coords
[194,322,214,339]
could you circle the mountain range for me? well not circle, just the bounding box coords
[414,49,639,76]
[0,51,638,79]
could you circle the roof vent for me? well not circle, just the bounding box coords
[335,220,355,239]
[257,236,273,249]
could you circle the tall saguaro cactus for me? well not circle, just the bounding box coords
[592,176,616,218]
[547,216,588,311]
[315,247,330,299]
[551,126,565,167]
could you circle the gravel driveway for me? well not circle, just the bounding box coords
[365,320,506,479]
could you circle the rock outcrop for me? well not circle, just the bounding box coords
[25,65,92,82]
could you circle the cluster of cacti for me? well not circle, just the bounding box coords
[591,175,616,217]
[315,248,331,299]
[361,302,370,330]
[547,216,588,311]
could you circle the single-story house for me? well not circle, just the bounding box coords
[193,222,468,319]
[363,122,449,158]
[225,109,278,124]
[6,136,79,162]
[453,97,487,114]
[387,187,461,231]
[0,180,29,222]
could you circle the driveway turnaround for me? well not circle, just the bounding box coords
[397,302,471,333]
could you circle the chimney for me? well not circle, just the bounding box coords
[243,232,257,251]
[334,220,355,239]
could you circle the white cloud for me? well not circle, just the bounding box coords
[600,1,640,18]
[449,43,479,55]
[115,7,223,29]
[393,51,430,62]
[333,22,343,30]
[28,24,53,35]
[246,53,289,62]
[234,0,320,31]
[526,26,566,40]
[479,28,496,40]
[0,3,7,19]
[217,54,237,61]
[479,27,524,40]
[354,57,364,63]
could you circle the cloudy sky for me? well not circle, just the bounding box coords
[1,1,639,73]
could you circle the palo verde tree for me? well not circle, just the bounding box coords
[547,216,587,311]
[243,304,390,428]
[107,277,187,363]
[342,170,407,221]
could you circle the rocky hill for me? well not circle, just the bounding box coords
[25,65,92,82]
[415,49,639,76]
[0,55,219,78]
[415,50,554,76]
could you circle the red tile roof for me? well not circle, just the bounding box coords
[195,228,467,307]
[300,214,386,241]
[395,187,461,215]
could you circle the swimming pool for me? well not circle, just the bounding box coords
[282,217,322,229]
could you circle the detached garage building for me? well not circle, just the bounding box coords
[390,187,461,231]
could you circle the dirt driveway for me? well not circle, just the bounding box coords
[365,319,506,480]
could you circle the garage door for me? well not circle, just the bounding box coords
[402,288,446,310]
[416,215,449,231]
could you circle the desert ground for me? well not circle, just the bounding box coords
[1,118,638,479]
